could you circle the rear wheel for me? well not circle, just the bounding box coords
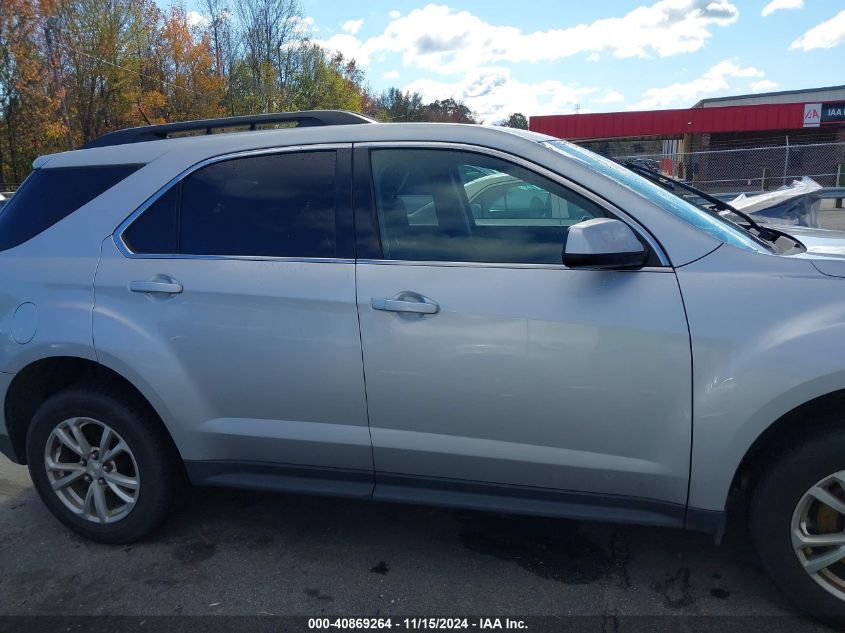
[751,428,845,623]
[26,386,181,543]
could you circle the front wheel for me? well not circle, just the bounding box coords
[26,386,181,543]
[751,429,845,623]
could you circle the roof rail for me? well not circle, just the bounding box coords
[82,110,377,149]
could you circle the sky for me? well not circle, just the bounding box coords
[182,0,845,123]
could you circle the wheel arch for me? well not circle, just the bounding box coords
[4,356,181,465]
[730,388,845,507]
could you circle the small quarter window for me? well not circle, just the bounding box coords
[0,164,142,251]
[122,186,178,254]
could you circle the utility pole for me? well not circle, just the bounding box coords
[44,17,74,150]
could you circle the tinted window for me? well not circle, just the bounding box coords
[0,164,142,251]
[122,186,178,254]
[179,151,337,257]
[371,149,606,264]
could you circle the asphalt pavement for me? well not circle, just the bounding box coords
[0,457,836,632]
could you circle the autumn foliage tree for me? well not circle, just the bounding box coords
[153,7,225,123]
[0,0,478,184]
[0,0,64,183]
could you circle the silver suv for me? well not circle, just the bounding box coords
[3,110,845,620]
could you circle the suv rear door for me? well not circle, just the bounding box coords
[93,146,374,496]
[354,144,692,521]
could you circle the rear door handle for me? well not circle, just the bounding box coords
[129,280,183,295]
[371,295,439,315]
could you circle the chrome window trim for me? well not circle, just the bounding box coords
[356,141,670,267]
[114,143,352,261]
[357,259,671,272]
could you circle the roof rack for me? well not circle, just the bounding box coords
[82,110,377,149]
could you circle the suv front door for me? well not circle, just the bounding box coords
[354,145,692,520]
[94,146,373,496]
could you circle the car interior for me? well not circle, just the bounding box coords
[372,149,608,264]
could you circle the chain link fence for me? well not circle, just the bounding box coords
[613,141,845,194]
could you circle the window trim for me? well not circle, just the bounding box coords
[356,141,670,269]
[114,143,354,263]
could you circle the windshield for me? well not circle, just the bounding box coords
[544,140,770,253]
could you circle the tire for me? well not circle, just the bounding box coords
[26,385,182,544]
[751,427,845,625]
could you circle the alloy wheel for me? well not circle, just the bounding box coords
[43,417,140,524]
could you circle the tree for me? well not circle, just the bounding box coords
[201,0,237,114]
[421,98,476,123]
[371,87,424,121]
[233,0,303,113]
[499,112,528,129]
[154,6,225,122]
[0,0,60,182]
[0,0,486,186]
[366,89,477,124]
[289,46,362,112]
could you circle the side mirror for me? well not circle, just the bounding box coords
[564,218,648,270]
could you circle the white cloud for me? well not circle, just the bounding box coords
[388,10,401,19]
[761,0,803,17]
[186,10,210,28]
[342,19,364,35]
[790,10,845,50]
[629,60,765,109]
[291,15,316,34]
[594,90,625,104]
[750,79,779,91]
[403,67,598,123]
[316,0,739,73]
[586,53,601,62]
[382,70,400,80]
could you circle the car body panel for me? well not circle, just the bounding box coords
[779,226,845,278]
[0,241,99,374]
[678,243,845,510]
[93,236,373,477]
[356,262,692,505]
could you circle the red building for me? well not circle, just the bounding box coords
[530,85,845,190]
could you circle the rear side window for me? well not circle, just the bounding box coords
[0,164,142,251]
[123,151,338,258]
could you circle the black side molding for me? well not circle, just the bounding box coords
[375,472,688,530]
[185,460,374,499]
[184,460,732,539]
[685,507,728,543]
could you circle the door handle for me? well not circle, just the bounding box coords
[129,280,183,295]
[371,295,439,315]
